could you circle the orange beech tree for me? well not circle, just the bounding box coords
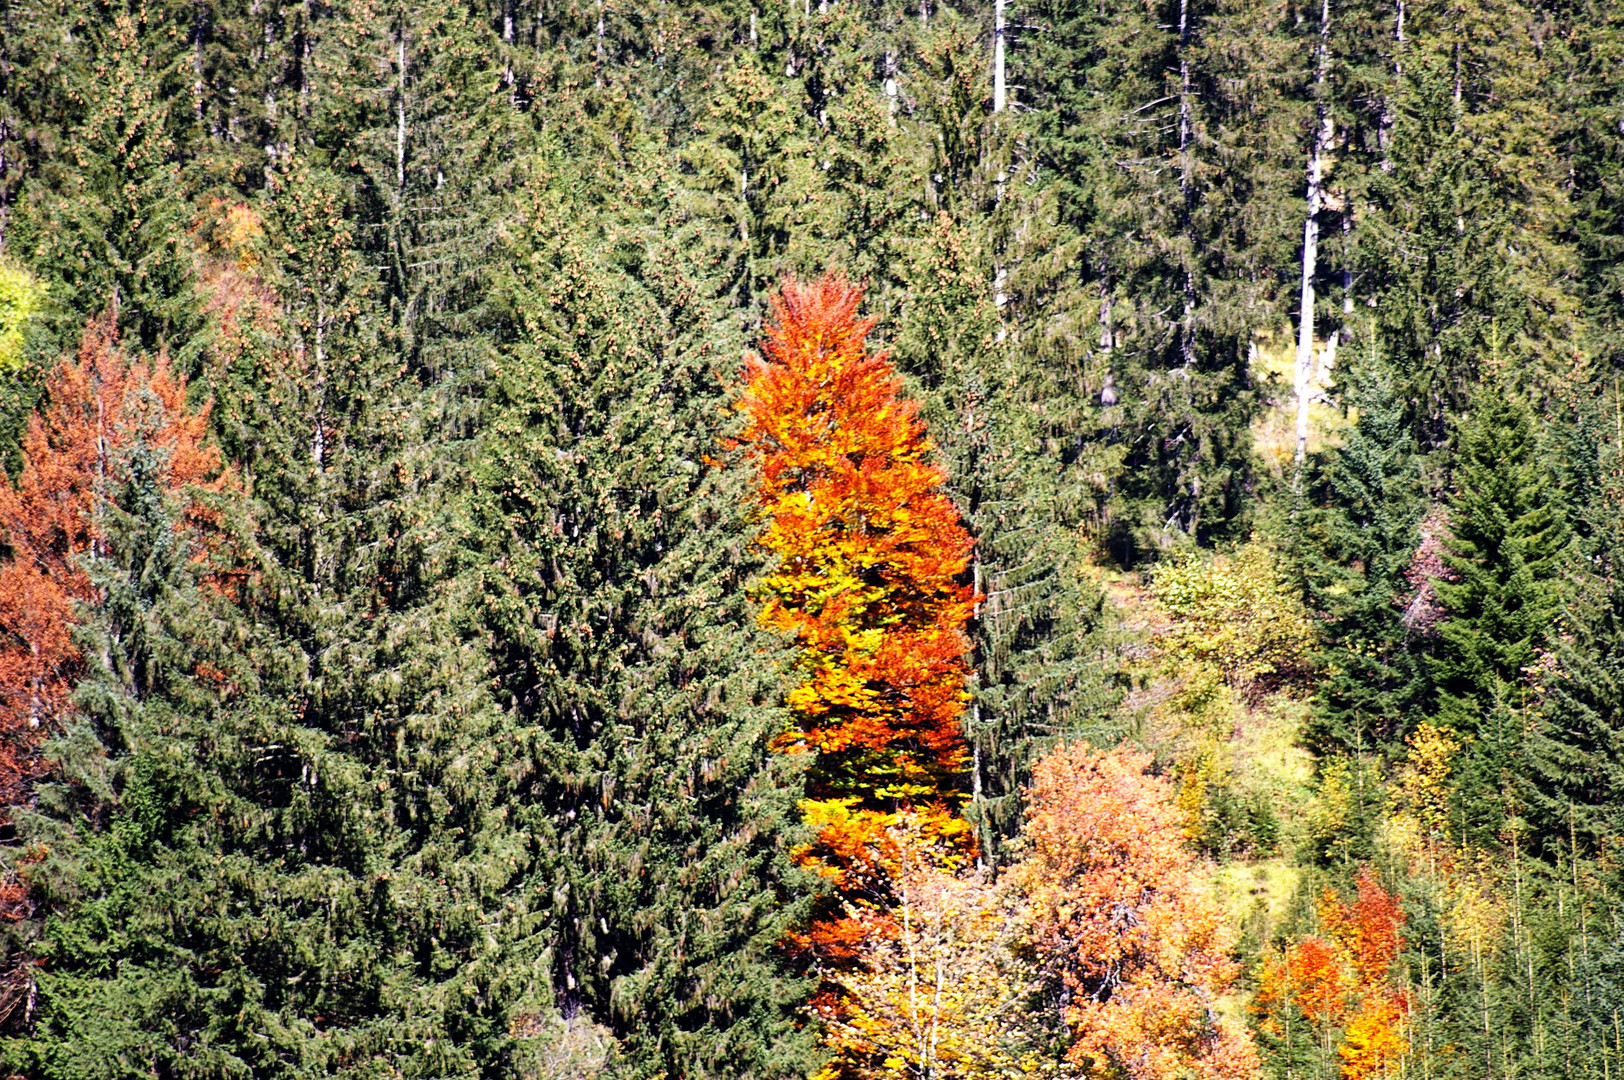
[738,271,977,916]
[0,316,228,810]
[1017,744,1259,1080]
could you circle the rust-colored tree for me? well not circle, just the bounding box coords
[1016,744,1258,1080]
[741,272,976,810]
[739,273,978,1078]
[0,316,227,813]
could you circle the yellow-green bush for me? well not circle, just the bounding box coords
[0,260,44,371]
[1150,541,1314,694]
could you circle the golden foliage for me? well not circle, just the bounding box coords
[818,822,1039,1080]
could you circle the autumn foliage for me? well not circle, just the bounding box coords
[740,272,977,930]
[1256,868,1409,1080]
[817,819,1033,1080]
[741,273,976,812]
[1019,744,1258,1080]
[0,316,228,811]
[738,273,982,1073]
[819,745,1259,1080]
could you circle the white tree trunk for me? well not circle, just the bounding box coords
[992,0,1006,113]
[1177,0,1195,373]
[396,26,407,192]
[1294,0,1331,470]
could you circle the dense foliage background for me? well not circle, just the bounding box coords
[0,0,1621,1076]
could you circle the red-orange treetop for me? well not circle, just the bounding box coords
[739,273,975,814]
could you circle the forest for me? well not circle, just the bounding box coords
[0,0,1619,1076]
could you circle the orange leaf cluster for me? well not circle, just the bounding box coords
[0,316,231,811]
[740,273,975,815]
[1019,745,1259,1080]
[740,272,977,942]
[1256,868,1409,1080]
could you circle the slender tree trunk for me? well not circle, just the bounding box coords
[992,0,1006,113]
[1294,0,1332,473]
[501,0,515,96]
[1342,211,1353,318]
[885,50,897,122]
[193,0,206,127]
[1380,0,1402,168]
[596,0,606,84]
[1177,0,1195,373]
[396,22,407,192]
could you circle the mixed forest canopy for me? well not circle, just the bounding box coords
[0,0,1620,1077]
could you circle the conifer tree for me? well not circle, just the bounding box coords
[0,322,512,1077]
[1430,383,1566,841]
[1523,540,1624,861]
[1013,0,1298,557]
[1297,352,1430,757]
[890,214,1117,861]
[1356,0,1579,444]
[0,319,227,810]
[468,155,817,1080]
[7,8,199,356]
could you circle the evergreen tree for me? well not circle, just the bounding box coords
[1356,0,1579,448]
[1523,539,1624,862]
[1297,350,1430,757]
[7,7,200,357]
[889,213,1118,860]
[0,336,514,1076]
[1015,0,1301,558]
[1429,383,1566,843]
[467,149,818,1080]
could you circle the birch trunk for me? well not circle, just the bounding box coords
[992,0,1005,113]
[1177,0,1195,373]
[1294,0,1331,471]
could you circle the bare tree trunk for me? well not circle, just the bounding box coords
[596,0,606,84]
[885,49,898,122]
[1380,0,1402,168]
[1177,0,1195,373]
[193,0,206,127]
[396,22,407,192]
[1294,0,1332,473]
[992,0,1006,113]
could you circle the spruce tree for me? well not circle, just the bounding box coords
[890,214,1118,860]
[1297,352,1430,758]
[0,346,510,1076]
[1429,383,1565,843]
[1523,541,1624,862]
[467,147,817,1080]
[1356,0,1579,448]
